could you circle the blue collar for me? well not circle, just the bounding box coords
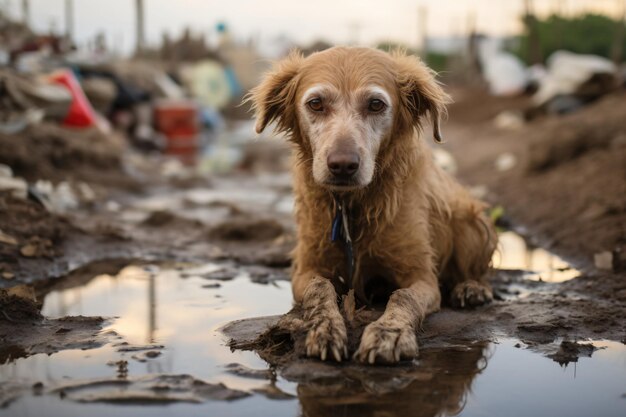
[331,197,355,285]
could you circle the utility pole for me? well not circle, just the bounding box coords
[136,0,145,55]
[611,0,625,65]
[417,5,427,55]
[21,0,29,27]
[65,0,74,40]
[523,0,543,64]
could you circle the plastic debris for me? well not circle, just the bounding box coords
[47,69,97,128]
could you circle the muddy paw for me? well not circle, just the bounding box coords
[354,321,418,364]
[305,311,348,362]
[451,281,493,308]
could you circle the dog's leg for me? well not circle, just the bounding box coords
[355,278,440,364]
[296,274,348,362]
[449,210,497,308]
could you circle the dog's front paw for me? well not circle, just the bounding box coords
[450,280,493,308]
[354,320,418,364]
[305,311,348,362]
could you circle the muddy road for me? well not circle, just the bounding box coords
[1,111,625,416]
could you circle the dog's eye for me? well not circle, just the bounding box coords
[307,98,324,112]
[368,99,386,113]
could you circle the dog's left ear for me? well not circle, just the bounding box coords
[247,50,304,134]
[394,52,451,143]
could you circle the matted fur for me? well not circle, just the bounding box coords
[249,47,497,364]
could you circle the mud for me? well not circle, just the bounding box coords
[0,193,72,272]
[445,89,626,271]
[0,289,112,364]
[2,256,625,416]
[0,123,135,189]
[223,266,625,368]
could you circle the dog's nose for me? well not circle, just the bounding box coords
[327,152,360,179]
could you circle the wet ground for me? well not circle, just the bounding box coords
[1,257,625,416]
[1,121,625,416]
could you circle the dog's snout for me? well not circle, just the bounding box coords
[327,152,360,179]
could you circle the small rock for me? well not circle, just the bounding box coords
[106,201,121,212]
[202,283,221,289]
[0,163,13,178]
[2,272,15,280]
[494,110,525,130]
[432,148,457,175]
[20,244,38,257]
[594,251,613,271]
[0,230,18,246]
[468,185,489,200]
[0,176,27,199]
[32,382,44,395]
[495,152,517,172]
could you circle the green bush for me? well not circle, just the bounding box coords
[512,13,625,63]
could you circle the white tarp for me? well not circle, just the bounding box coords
[533,50,617,105]
[479,38,529,96]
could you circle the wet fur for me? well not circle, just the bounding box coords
[249,47,497,364]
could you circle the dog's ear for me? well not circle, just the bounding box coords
[393,52,451,143]
[247,50,304,134]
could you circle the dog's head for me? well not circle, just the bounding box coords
[250,47,449,191]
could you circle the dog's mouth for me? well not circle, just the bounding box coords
[321,178,364,191]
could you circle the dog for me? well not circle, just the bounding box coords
[249,47,497,364]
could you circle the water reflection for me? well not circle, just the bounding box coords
[2,264,625,417]
[297,343,491,417]
[494,231,580,282]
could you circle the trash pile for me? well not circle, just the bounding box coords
[0,12,281,285]
[477,37,623,125]
[0,11,271,169]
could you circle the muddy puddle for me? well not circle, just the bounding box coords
[1,259,625,417]
[495,231,580,282]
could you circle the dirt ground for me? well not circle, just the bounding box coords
[0,122,137,189]
[444,88,626,272]
[1,89,625,404]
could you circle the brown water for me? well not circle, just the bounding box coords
[1,261,625,417]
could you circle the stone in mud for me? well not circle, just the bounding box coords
[142,210,176,227]
[131,350,162,362]
[1,272,15,280]
[224,363,273,380]
[116,344,165,352]
[0,230,18,246]
[252,383,296,400]
[19,237,55,258]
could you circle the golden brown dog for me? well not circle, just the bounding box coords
[250,47,496,364]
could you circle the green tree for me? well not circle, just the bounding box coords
[513,13,626,64]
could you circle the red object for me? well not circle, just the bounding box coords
[154,100,200,165]
[48,69,97,128]
[154,100,198,136]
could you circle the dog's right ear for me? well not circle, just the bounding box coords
[248,51,304,134]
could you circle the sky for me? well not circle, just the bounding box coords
[2,0,624,55]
